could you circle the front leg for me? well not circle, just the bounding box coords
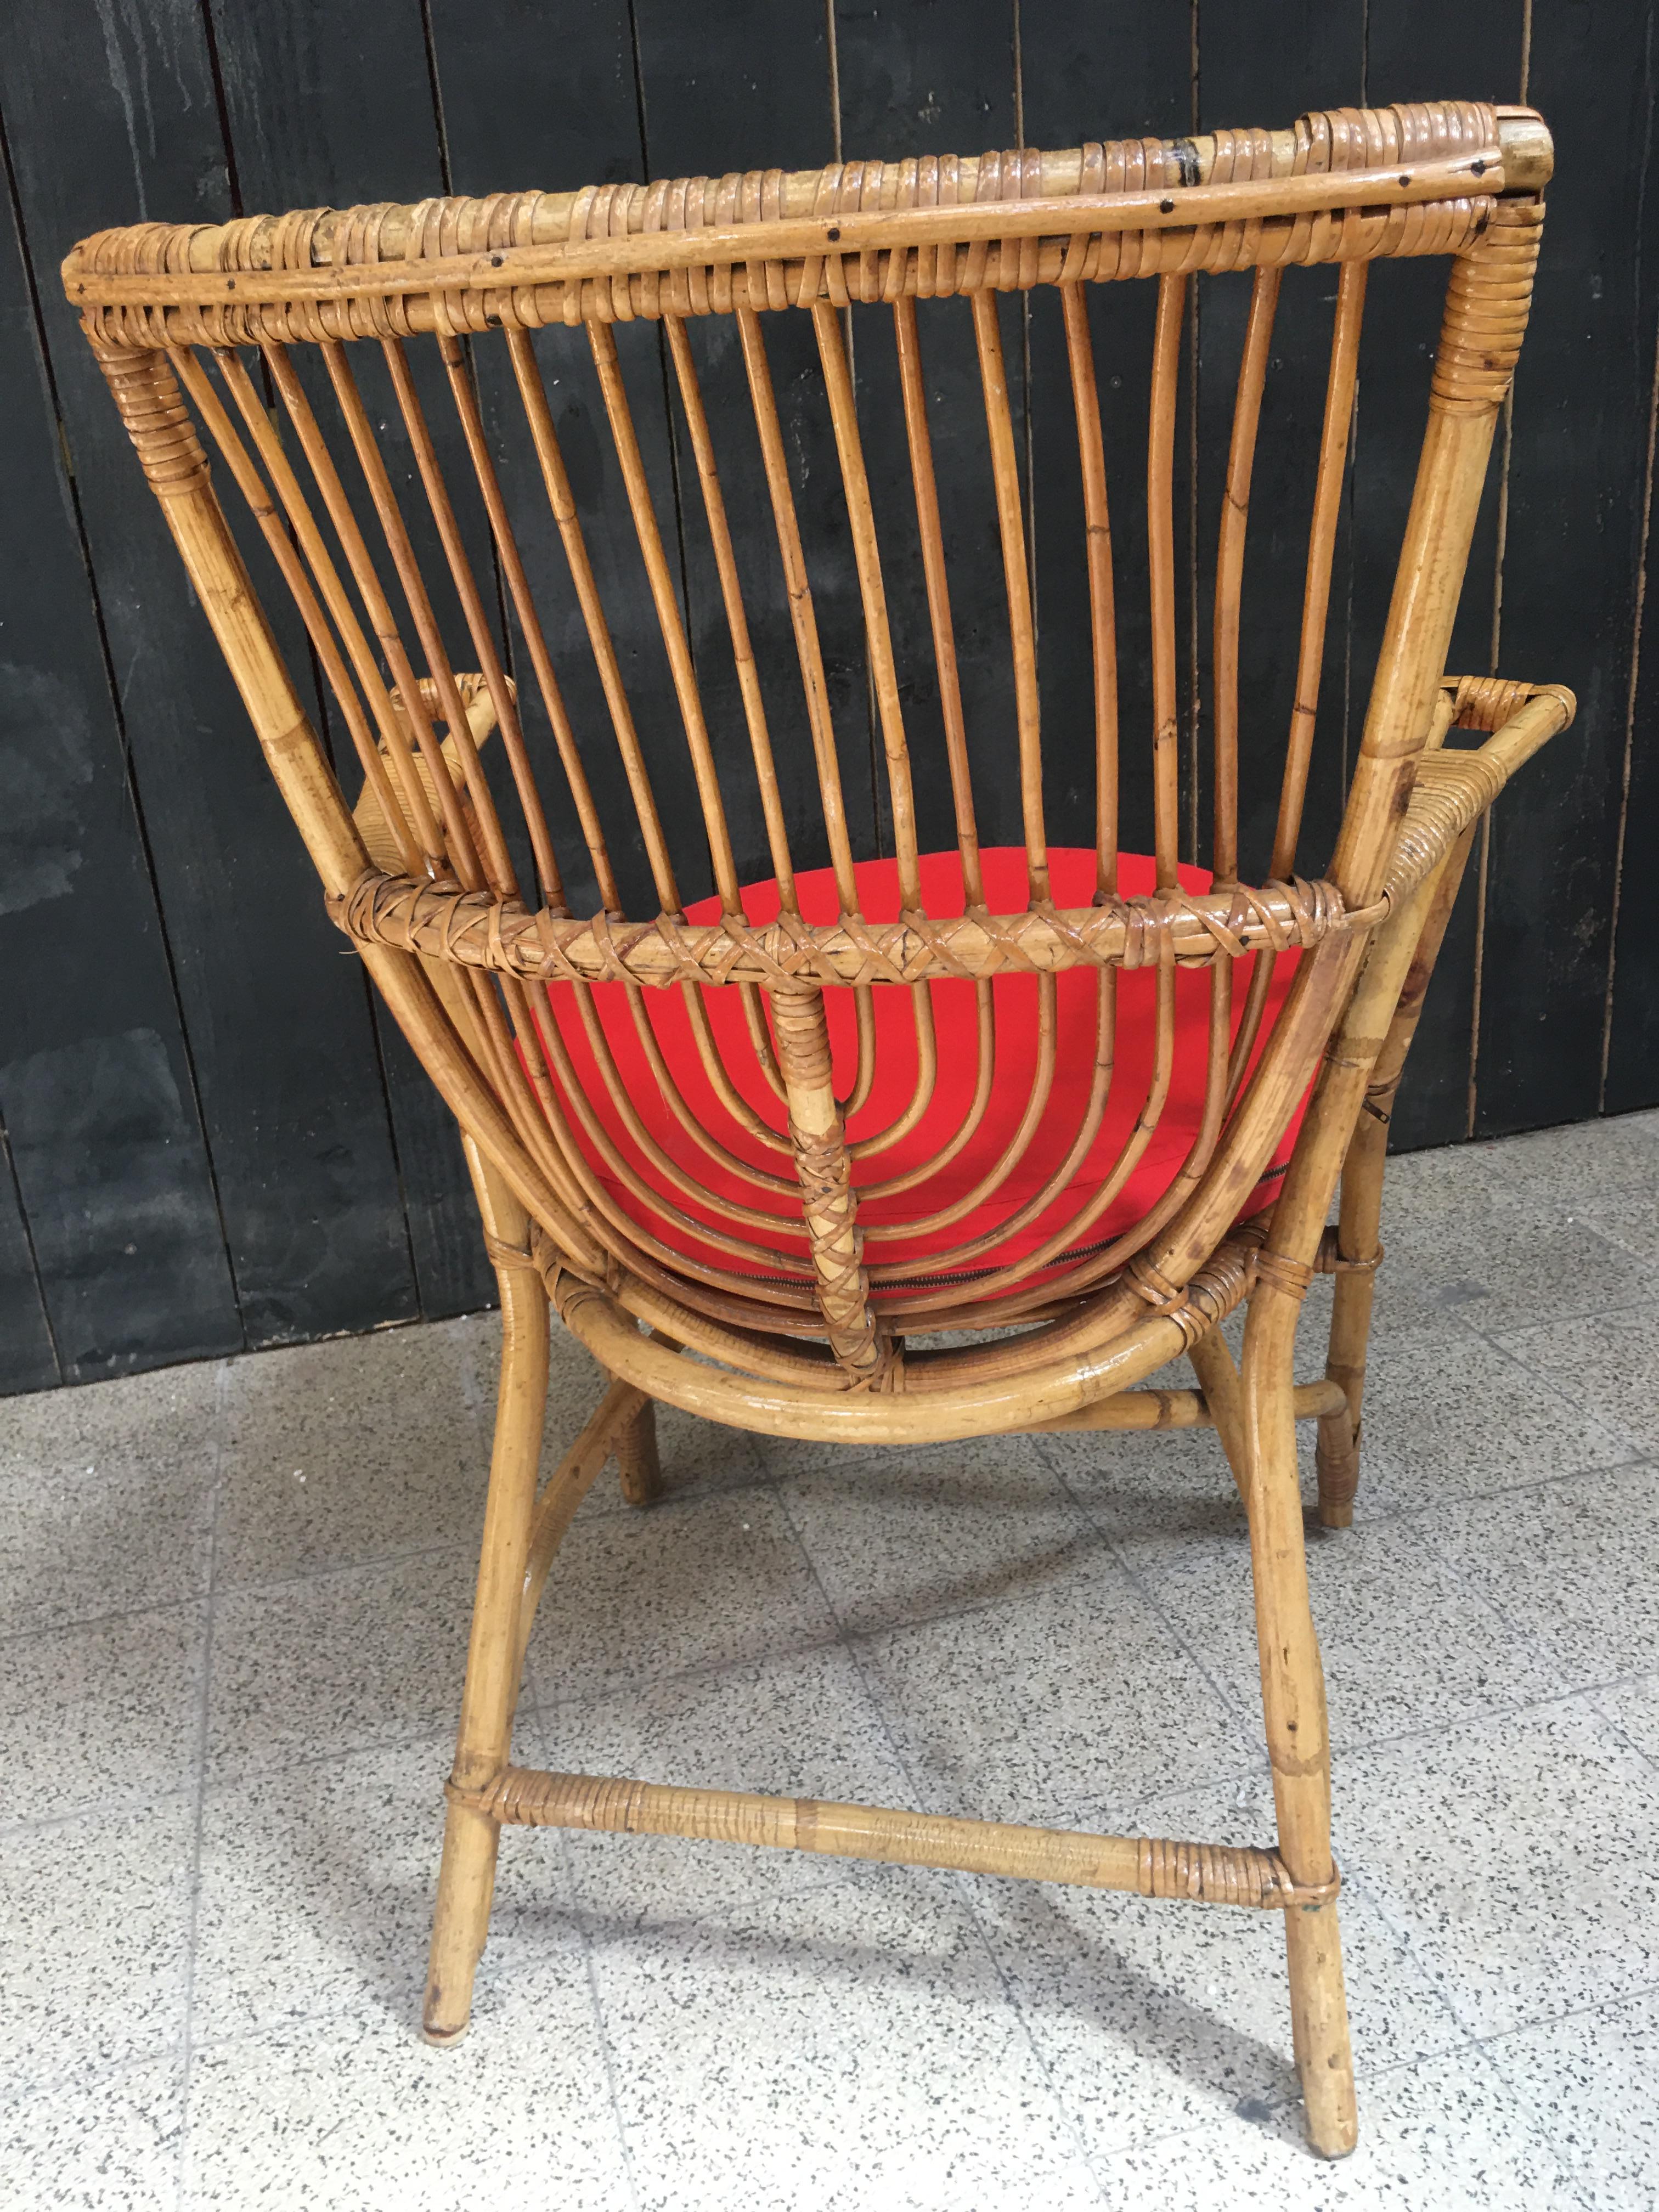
[424,1142,549,2045]
[1241,1265,1358,2157]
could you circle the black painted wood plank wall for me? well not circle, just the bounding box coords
[1,2,1655,1395]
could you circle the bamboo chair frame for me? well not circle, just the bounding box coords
[66,99,1573,2157]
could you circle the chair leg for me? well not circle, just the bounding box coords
[1242,1287,1358,2157]
[613,1393,663,1507]
[424,1148,550,2046]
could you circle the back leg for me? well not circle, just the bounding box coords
[1242,1267,1358,2156]
[613,1394,663,1507]
[424,1145,548,2045]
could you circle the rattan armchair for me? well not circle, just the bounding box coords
[65,99,1572,2157]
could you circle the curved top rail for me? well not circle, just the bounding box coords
[65,102,1548,349]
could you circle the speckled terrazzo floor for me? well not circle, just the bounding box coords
[4,1115,1658,2211]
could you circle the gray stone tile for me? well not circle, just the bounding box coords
[1337,1699,1659,2038]
[1043,1305,1619,1536]
[591,1863,1106,2210]
[182,1942,629,2210]
[206,1550,483,1783]
[1099,2044,1583,2209]
[526,1488,837,1709]
[1573,1190,1659,1269]
[590,1395,772,1515]
[190,1730,568,2045]
[1598,1671,1659,1764]
[1350,1324,1630,1519]
[1368,1144,1649,1336]
[968,1769,1465,2160]
[1136,1515,1564,1747]
[1489,1984,1659,2210]
[1466,1109,1659,1209]
[0,1802,191,2094]
[771,1430,1099,1634]
[217,1318,488,1587]
[0,1361,220,1634]
[539,1643,911,1927]
[0,2056,183,2212]
[1496,1303,1659,1459]
[0,1602,205,1822]
[1423,1463,1659,1691]
[860,1553,1239,1830]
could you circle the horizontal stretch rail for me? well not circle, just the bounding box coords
[452,1765,1341,1908]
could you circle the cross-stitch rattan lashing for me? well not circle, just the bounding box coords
[65,99,1571,2157]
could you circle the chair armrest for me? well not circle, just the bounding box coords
[1386,678,1576,904]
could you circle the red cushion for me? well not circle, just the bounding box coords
[533,848,1305,1296]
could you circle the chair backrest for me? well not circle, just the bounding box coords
[65,99,1549,1410]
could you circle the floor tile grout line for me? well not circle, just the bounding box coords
[1460,1294,1654,1421]
[0,1780,200,1843]
[0,2039,193,2115]
[1390,1449,1655,1522]
[764,1478,1121,2205]
[549,1467,843,2212]
[0,1588,215,1653]
[1465,1970,1659,2056]
[1128,1666,1659,1828]
[15,1864,1645,2172]
[172,1356,230,2212]
[7,1628,1651,1853]
[1077,2022,1589,2175]
[1470,1980,1659,2202]
[509,1712,647,2212]
[113,1462,785,1616]
[1583,1677,1659,1776]
[578,1951,646,2207]
[1035,1432,1252,1733]
[1401,1475,1628,1707]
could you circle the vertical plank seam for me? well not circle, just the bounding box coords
[1600,0,1659,1108]
[196,0,247,218]
[1467,0,1533,1137]
[623,0,706,889]
[0,77,247,1358]
[216,57,426,1318]
[1348,0,1367,804]
[1014,0,1039,712]
[421,8,518,746]
[0,1116,63,1386]
[825,2,883,862]
[418,0,456,197]
[1186,0,1202,865]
